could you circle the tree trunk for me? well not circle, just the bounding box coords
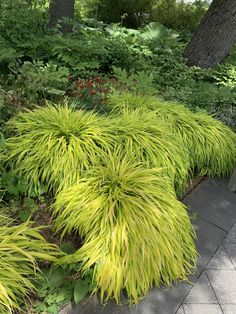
[185,0,236,68]
[49,0,75,34]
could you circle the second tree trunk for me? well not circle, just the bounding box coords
[185,0,236,68]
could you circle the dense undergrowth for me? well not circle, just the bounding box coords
[0,0,235,313]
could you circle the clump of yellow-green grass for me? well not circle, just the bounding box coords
[0,216,59,313]
[3,104,116,194]
[53,150,197,303]
[108,92,236,178]
[109,108,190,195]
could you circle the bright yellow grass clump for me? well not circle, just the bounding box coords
[54,151,197,303]
[108,92,236,177]
[0,219,59,313]
[4,105,115,193]
[3,94,235,305]
[109,108,190,195]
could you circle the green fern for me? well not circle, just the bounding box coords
[54,150,197,303]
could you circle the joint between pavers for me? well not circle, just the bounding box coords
[222,242,236,271]
[205,271,224,313]
[198,215,228,233]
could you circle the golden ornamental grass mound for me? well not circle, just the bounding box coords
[109,108,190,195]
[3,104,116,194]
[53,150,197,303]
[0,220,59,313]
[108,92,236,177]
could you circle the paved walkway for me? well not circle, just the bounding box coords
[177,222,236,314]
[60,178,236,314]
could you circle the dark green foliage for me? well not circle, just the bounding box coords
[29,266,94,313]
[83,0,154,28]
[7,61,69,103]
[151,0,208,32]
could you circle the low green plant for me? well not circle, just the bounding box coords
[0,220,59,314]
[112,67,156,96]
[7,61,69,103]
[30,266,94,313]
[54,150,197,303]
[3,104,115,193]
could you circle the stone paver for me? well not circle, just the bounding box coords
[183,304,223,314]
[175,307,184,314]
[221,304,236,314]
[59,304,74,314]
[184,179,236,231]
[223,224,236,244]
[183,272,217,304]
[205,245,234,270]
[206,270,236,304]
[62,179,236,314]
[188,216,226,281]
[223,244,236,268]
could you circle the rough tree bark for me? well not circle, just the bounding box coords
[185,0,236,68]
[49,0,75,34]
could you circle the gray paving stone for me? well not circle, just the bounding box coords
[221,304,236,314]
[228,168,236,192]
[69,180,236,314]
[184,272,217,304]
[184,179,236,231]
[183,304,223,314]
[206,270,236,304]
[189,216,226,281]
[58,303,74,314]
[223,224,236,244]
[176,306,185,314]
[206,245,234,270]
[224,244,236,268]
[73,282,192,314]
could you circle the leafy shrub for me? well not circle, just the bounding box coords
[0,1,47,62]
[69,76,110,110]
[151,0,208,32]
[54,150,196,303]
[3,105,115,193]
[108,92,236,177]
[83,0,154,28]
[0,220,58,313]
[7,61,69,103]
[111,67,156,96]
